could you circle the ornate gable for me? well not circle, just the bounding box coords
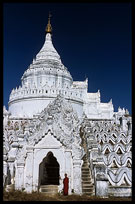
[35,130,62,148]
[28,95,81,149]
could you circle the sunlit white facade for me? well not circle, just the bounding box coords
[3,19,132,197]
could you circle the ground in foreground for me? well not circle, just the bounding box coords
[3,190,132,201]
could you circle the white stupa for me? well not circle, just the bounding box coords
[3,14,132,197]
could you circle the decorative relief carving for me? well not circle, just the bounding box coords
[82,118,132,188]
[27,95,83,154]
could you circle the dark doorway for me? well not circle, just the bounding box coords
[39,152,59,185]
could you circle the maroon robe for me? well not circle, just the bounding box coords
[63,176,69,195]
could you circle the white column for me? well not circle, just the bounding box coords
[122,116,128,132]
[25,147,34,192]
[73,159,83,195]
[59,168,65,193]
[15,162,25,190]
[8,162,15,185]
[32,149,39,192]
[65,150,72,194]
[3,161,7,186]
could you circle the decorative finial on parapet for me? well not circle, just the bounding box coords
[118,106,121,112]
[3,106,6,112]
[125,109,129,115]
[46,12,52,34]
[85,77,88,84]
[109,99,112,104]
[3,105,9,115]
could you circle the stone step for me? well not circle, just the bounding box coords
[82,187,94,191]
[82,181,92,184]
[40,191,58,194]
[82,183,93,186]
[82,176,92,179]
[83,192,94,196]
[83,162,88,164]
[82,178,91,180]
[39,185,58,194]
[83,193,92,196]
[83,182,92,185]
[82,165,89,167]
[82,168,89,171]
[82,156,95,196]
[82,182,93,186]
[82,171,90,174]
[82,171,90,175]
[82,172,89,174]
[82,174,90,177]
[82,177,91,180]
[82,180,92,183]
[82,165,88,167]
[40,188,58,191]
[82,179,92,183]
[82,172,91,174]
[82,179,92,182]
[82,175,91,179]
[82,163,88,165]
[82,175,91,177]
[83,161,88,163]
[82,183,92,186]
[82,178,92,182]
[82,187,93,190]
[82,166,89,168]
[82,191,93,194]
[40,189,57,193]
[82,171,89,173]
[82,184,93,189]
[82,171,90,173]
[82,189,93,193]
[40,185,58,188]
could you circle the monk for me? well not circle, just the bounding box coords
[63,173,69,195]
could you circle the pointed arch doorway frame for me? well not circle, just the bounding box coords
[38,151,60,187]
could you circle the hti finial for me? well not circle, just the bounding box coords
[46,12,52,33]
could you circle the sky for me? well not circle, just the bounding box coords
[3,3,132,114]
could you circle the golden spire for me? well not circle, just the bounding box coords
[46,13,52,33]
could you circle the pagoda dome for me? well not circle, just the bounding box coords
[21,32,72,90]
[36,32,62,62]
[8,18,75,118]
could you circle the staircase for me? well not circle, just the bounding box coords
[82,156,95,196]
[39,185,58,195]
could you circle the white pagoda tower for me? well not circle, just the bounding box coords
[3,15,132,197]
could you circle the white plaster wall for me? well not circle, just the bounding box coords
[83,102,101,119]
[9,95,83,119]
[108,187,131,197]
[23,133,73,194]
[9,98,55,118]
[31,148,66,192]
[69,100,83,118]
[84,102,114,119]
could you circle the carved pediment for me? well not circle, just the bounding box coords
[35,131,62,148]
[28,95,81,149]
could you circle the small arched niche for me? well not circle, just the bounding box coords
[39,151,60,186]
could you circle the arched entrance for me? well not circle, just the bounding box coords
[39,152,60,186]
